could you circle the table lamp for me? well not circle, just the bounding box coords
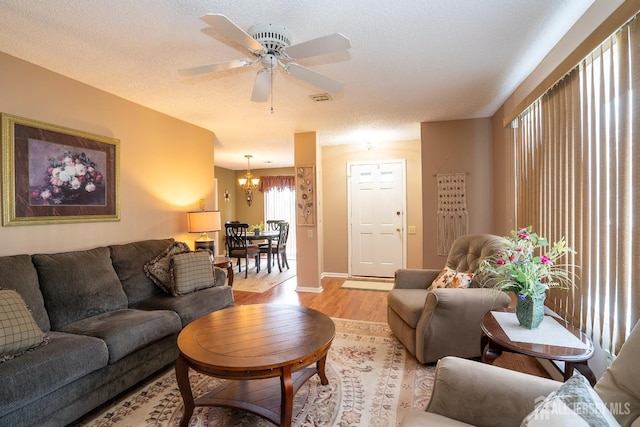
[187,210,221,255]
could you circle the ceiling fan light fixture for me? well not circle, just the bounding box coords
[248,23,292,54]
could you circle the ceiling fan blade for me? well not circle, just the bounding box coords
[199,14,264,52]
[284,33,351,59]
[285,63,344,93]
[178,59,251,77]
[251,68,271,102]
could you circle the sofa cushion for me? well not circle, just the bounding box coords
[0,255,50,331]
[59,308,181,364]
[131,285,234,327]
[33,247,128,330]
[168,251,217,296]
[595,320,640,427]
[109,238,175,304]
[522,373,620,426]
[0,289,47,362]
[143,241,190,294]
[0,331,108,418]
[428,267,474,290]
[387,288,430,327]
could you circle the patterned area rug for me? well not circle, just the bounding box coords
[73,318,435,427]
[231,262,297,293]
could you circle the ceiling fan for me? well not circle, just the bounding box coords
[179,14,351,102]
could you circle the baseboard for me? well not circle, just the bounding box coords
[321,272,349,279]
[296,286,324,293]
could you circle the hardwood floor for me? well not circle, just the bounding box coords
[232,273,551,378]
[233,275,388,322]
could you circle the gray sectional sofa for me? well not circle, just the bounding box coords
[0,238,234,427]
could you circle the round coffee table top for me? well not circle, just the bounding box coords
[178,304,335,372]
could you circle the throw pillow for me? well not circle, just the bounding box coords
[144,241,190,293]
[521,373,621,427]
[0,289,47,362]
[428,266,474,290]
[168,251,216,296]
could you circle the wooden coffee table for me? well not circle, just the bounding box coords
[175,304,335,427]
[480,308,596,385]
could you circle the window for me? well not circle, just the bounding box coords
[262,176,297,258]
[513,16,639,353]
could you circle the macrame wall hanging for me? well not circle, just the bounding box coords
[436,173,469,256]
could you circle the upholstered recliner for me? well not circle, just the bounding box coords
[387,234,511,364]
[400,319,640,426]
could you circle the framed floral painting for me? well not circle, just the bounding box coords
[296,165,315,226]
[1,113,120,225]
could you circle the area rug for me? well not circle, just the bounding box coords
[231,262,297,293]
[341,279,394,291]
[73,318,435,427]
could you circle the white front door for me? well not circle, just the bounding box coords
[349,161,405,277]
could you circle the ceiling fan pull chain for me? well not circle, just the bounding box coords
[270,56,275,114]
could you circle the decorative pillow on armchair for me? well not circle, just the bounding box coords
[521,373,620,426]
[428,266,474,290]
[168,251,217,296]
[0,289,48,362]
[144,241,190,293]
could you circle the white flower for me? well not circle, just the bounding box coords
[58,167,74,182]
[75,163,87,176]
[70,177,81,190]
[85,182,96,193]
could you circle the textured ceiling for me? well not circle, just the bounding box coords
[0,1,597,170]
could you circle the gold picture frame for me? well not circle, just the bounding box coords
[1,113,120,226]
[296,165,315,226]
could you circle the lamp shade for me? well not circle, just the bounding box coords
[187,211,221,241]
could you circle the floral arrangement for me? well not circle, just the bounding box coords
[249,222,264,233]
[32,151,103,204]
[478,226,577,299]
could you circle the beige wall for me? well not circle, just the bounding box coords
[321,139,423,274]
[0,52,216,256]
[295,132,321,290]
[420,118,494,268]
[490,105,516,236]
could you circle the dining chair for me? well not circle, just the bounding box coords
[265,220,284,231]
[259,221,290,272]
[225,223,260,278]
[259,220,284,266]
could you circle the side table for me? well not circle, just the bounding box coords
[213,256,234,287]
[480,308,596,385]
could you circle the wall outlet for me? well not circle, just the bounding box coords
[604,349,616,367]
[407,225,417,235]
[307,229,313,238]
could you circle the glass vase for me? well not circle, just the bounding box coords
[515,292,546,329]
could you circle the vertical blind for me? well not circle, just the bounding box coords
[513,15,640,354]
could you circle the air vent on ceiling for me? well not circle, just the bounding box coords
[309,93,332,102]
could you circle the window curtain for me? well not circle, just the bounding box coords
[513,15,640,354]
[258,175,295,193]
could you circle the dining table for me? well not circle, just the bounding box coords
[246,230,279,273]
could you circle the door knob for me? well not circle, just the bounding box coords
[396,228,401,232]
[396,211,401,215]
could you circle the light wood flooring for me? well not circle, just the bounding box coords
[233,274,551,379]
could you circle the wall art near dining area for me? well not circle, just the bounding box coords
[296,165,315,226]
[1,113,120,225]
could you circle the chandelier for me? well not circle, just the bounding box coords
[238,155,260,206]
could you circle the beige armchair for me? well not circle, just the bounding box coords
[387,234,511,363]
[400,319,640,426]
